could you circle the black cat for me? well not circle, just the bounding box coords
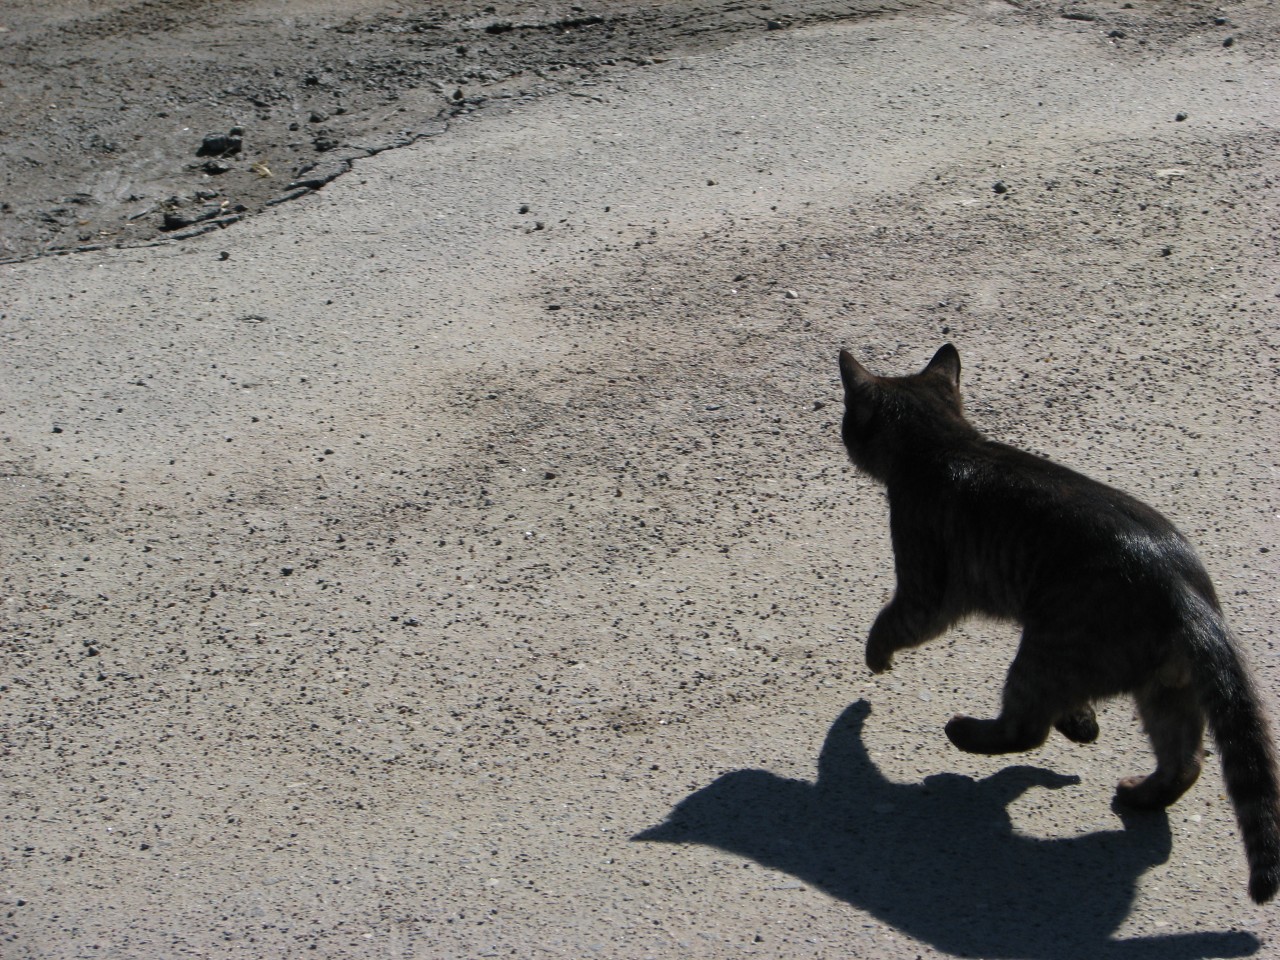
[838,343,1280,903]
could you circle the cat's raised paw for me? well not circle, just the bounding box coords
[865,642,894,674]
[945,715,985,752]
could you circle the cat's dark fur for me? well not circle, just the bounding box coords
[838,343,1280,904]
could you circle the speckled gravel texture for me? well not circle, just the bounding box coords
[3,2,1280,958]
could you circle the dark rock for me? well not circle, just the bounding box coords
[312,134,339,152]
[309,109,329,123]
[197,132,242,157]
[203,159,231,175]
[1175,112,1188,122]
[485,21,514,35]
[993,180,1008,194]
[1223,36,1234,47]
[766,19,784,30]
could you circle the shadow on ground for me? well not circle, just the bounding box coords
[634,700,1257,959]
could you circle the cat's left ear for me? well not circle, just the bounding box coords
[923,343,960,388]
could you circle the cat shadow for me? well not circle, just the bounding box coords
[634,700,1258,960]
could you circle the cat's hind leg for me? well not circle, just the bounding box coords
[1114,680,1204,810]
[945,643,1059,754]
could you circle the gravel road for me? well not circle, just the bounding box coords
[3,2,1279,958]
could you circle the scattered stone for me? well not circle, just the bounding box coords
[766,19,784,30]
[196,131,242,157]
[309,109,329,123]
[993,180,1008,194]
[1222,36,1234,48]
[1175,112,1188,122]
[784,289,799,299]
[203,159,231,175]
[518,204,530,214]
[485,21,514,35]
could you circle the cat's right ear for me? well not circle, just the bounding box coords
[839,349,876,396]
[923,343,961,388]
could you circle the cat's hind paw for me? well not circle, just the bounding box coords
[1114,767,1200,810]
[1054,708,1099,744]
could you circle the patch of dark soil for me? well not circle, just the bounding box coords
[0,0,900,262]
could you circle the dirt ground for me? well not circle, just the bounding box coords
[3,1,1280,958]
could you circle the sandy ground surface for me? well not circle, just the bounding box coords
[3,1,1280,958]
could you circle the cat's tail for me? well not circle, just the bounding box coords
[1182,591,1280,904]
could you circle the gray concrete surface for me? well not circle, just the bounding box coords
[3,3,1279,958]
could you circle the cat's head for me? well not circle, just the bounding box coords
[838,344,965,481]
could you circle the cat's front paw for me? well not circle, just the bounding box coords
[865,640,894,674]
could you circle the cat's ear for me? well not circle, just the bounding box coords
[923,343,960,388]
[839,349,876,396]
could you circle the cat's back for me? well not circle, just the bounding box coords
[900,434,1212,606]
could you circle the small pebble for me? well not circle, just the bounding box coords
[1175,112,1188,122]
